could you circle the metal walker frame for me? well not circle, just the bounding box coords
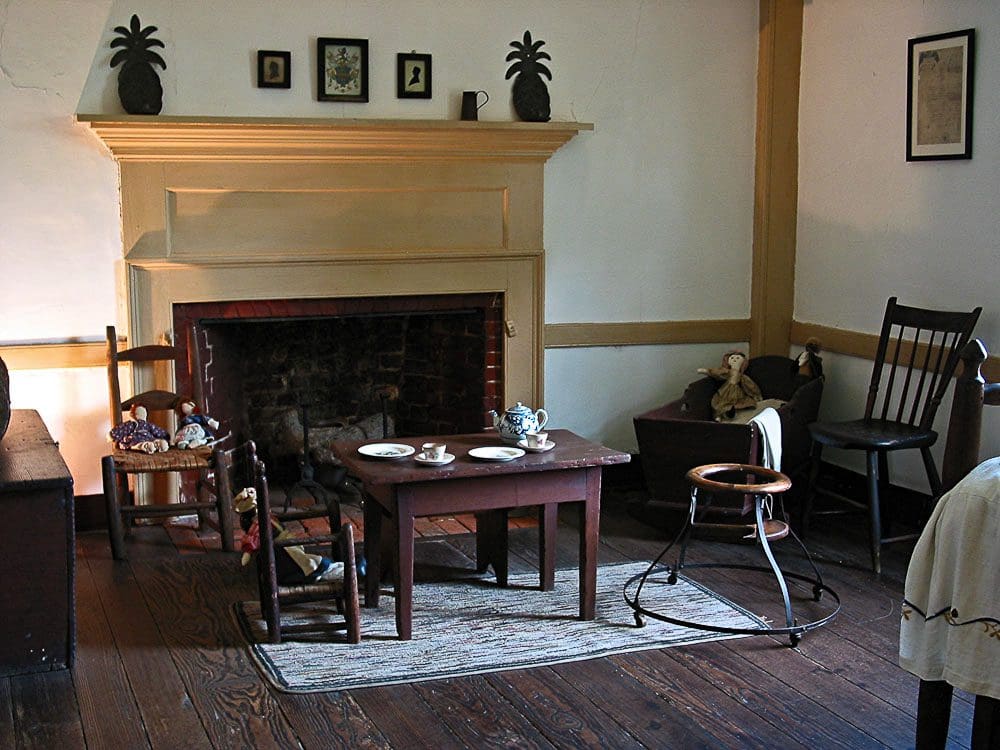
[624,463,841,647]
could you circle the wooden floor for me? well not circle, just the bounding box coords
[0,484,977,750]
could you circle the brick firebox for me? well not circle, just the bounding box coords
[174,293,503,479]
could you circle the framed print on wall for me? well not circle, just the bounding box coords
[397,52,432,99]
[906,28,975,161]
[257,50,291,88]
[317,37,369,102]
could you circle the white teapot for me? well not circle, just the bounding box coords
[488,402,549,444]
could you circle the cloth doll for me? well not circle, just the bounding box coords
[795,337,824,380]
[109,404,170,453]
[698,350,763,421]
[233,487,342,585]
[172,398,220,449]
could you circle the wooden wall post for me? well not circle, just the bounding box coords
[751,0,803,357]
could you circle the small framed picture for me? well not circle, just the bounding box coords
[317,37,369,102]
[397,52,432,99]
[906,28,975,161]
[257,50,291,89]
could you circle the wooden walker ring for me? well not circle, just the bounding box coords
[685,462,791,496]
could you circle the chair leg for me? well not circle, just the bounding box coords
[920,447,942,496]
[920,446,944,523]
[866,451,882,575]
[259,566,281,645]
[217,490,235,553]
[325,495,342,560]
[194,470,210,531]
[801,441,823,539]
[212,458,235,553]
[340,525,361,644]
[877,450,892,538]
[102,456,128,561]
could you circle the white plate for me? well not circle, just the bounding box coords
[357,443,416,459]
[468,446,526,462]
[414,452,456,466]
[516,439,556,453]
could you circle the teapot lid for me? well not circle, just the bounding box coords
[506,401,532,414]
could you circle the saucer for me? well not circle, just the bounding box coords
[414,452,455,466]
[517,439,555,453]
[468,446,526,462]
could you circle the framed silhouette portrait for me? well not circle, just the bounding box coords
[257,50,291,89]
[397,52,432,99]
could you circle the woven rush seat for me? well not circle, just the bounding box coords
[110,446,214,473]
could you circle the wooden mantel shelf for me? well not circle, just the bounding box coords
[76,114,593,162]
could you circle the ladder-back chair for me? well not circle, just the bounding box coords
[101,324,234,560]
[221,441,360,645]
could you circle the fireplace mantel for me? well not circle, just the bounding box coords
[80,114,591,466]
[77,114,592,162]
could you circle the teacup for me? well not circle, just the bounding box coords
[422,442,447,461]
[525,431,548,449]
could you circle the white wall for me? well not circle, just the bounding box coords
[3,0,759,492]
[797,1,1000,485]
[1,0,119,494]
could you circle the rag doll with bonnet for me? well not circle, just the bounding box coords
[172,398,220,449]
[109,404,170,453]
[698,350,763,421]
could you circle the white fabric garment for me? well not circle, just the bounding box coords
[748,406,782,472]
[730,398,785,424]
[276,529,345,581]
[899,457,1000,700]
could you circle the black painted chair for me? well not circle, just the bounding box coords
[804,297,981,574]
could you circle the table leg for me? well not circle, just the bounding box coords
[475,510,509,586]
[578,467,601,620]
[363,495,382,608]
[394,495,415,640]
[916,679,952,749]
[538,504,557,591]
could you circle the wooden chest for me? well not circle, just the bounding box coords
[0,410,75,676]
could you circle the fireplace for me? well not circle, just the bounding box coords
[175,293,503,482]
[81,115,590,502]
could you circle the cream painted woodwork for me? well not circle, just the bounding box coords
[750,0,803,357]
[80,116,590,502]
[544,319,751,348]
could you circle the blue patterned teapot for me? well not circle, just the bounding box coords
[488,402,549,444]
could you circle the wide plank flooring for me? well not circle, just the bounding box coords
[0,485,975,749]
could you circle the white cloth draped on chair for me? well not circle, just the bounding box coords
[748,406,783,473]
[899,456,1000,700]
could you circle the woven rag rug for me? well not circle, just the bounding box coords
[234,560,766,693]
